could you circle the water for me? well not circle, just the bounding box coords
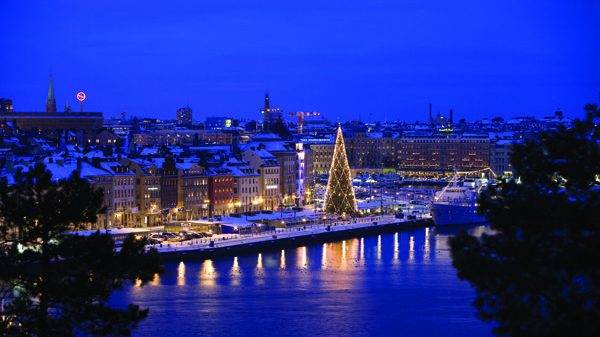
[110,226,493,336]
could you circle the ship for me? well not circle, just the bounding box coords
[430,174,491,226]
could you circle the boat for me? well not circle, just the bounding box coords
[430,170,493,226]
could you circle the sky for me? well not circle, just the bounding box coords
[1,0,599,122]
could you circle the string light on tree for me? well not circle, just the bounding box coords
[324,125,357,215]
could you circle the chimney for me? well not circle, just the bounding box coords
[449,109,454,125]
[429,103,433,125]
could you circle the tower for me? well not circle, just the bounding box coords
[262,92,271,131]
[46,75,57,113]
[429,103,433,125]
[176,106,193,125]
[324,125,357,215]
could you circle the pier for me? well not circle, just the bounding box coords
[154,215,433,261]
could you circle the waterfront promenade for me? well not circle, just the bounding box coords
[151,215,432,260]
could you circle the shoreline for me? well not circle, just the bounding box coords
[156,216,433,261]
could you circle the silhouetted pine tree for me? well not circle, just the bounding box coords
[271,117,292,140]
[449,104,600,336]
[0,163,162,337]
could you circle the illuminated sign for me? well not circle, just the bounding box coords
[76,91,86,102]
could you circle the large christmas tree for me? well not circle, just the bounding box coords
[324,125,357,215]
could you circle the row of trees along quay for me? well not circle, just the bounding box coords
[0,103,598,336]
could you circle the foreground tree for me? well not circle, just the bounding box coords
[0,163,162,337]
[449,104,600,336]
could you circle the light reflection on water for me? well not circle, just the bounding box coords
[200,259,217,288]
[280,249,286,270]
[409,235,416,263]
[177,261,185,286]
[376,234,382,262]
[321,243,327,269]
[112,225,493,337]
[393,232,399,263]
[256,253,263,270]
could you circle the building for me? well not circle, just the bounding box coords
[83,129,120,147]
[44,157,114,230]
[205,117,238,130]
[85,165,114,230]
[207,168,235,217]
[178,160,209,220]
[345,131,397,168]
[306,142,334,175]
[490,140,515,176]
[226,159,260,213]
[243,149,281,211]
[133,130,232,146]
[121,159,162,226]
[261,93,282,131]
[46,75,57,113]
[0,111,104,132]
[295,142,310,205]
[156,157,180,219]
[244,134,298,206]
[176,106,193,126]
[0,98,13,113]
[301,144,315,204]
[398,134,490,173]
[99,162,136,227]
[0,77,103,132]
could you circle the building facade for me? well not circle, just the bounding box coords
[243,149,281,211]
[207,170,235,217]
[178,162,209,220]
[176,106,193,125]
[398,134,490,172]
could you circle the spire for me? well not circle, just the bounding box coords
[48,75,55,101]
[46,74,57,113]
[324,126,357,215]
[262,92,271,131]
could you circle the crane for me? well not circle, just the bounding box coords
[288,111,321,134]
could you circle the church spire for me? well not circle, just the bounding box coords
[262,92,271,131]
[46,75,57,113]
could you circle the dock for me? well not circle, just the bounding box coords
[154,215,433,261]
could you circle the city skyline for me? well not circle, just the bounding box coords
[1,1,599,122]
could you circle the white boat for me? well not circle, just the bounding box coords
[431,175,490,226]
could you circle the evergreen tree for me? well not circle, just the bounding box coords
[0,163,162,337]
[271,117,292,140]
[324,126,357,215]
[449,104,600,336]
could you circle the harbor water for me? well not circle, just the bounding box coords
[110,225,493,336]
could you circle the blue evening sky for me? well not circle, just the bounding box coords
[1,0,599,122]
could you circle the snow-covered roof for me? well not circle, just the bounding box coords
[227,165,258,177]
[245,141,292,153]
[140,147,159,156]
[41,160,112,181]
[366,132,383,138]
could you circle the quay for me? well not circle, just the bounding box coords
[154,215,433,261]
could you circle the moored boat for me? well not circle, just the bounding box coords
[431,172,492,226]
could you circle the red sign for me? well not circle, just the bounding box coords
[76,91,86,102]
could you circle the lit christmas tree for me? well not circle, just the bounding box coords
[324,125,357,215]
